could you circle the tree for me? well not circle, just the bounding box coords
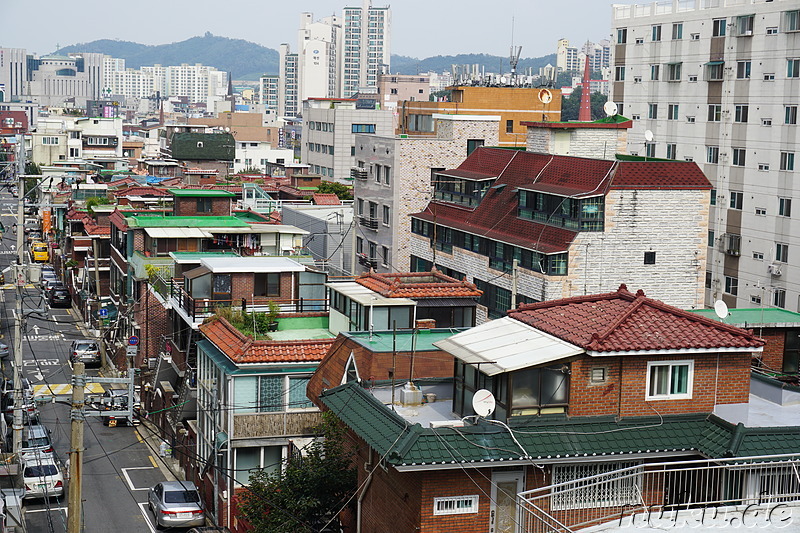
[85,196,111,215]
[558,86,608,121]
[24,162,41,175]
[316,181,353,201]
[239,412,357,532]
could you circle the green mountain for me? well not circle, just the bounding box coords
[55,35,556,81]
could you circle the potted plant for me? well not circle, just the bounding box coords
[266,301,280,332]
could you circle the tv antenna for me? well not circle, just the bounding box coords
[509,17,522,86]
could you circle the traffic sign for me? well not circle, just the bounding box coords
[126,345,138,358]
[128,335,139,346]
[98,308,108,318]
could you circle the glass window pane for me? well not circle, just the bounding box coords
[649,365,669,396]
[670,365,689,394]
[258,376,283,412]
[511,368,540,410]
[235,447,261,485]
[289,377,313,409]
[541,366,569,404]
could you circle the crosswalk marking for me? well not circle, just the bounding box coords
[33,383,105,396]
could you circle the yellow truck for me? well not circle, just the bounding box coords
[31,242,49,263]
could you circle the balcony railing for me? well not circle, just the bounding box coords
[518,454,800,533]
[359,216,378,230]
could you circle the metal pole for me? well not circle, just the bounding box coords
[68,362,86,533]
[511,258,519,309]
[92,239,108,369]
[12,171,25,455]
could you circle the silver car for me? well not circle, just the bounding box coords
[148,481,205,529]
[70,340,100,366]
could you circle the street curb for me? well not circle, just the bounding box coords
[137,417,180,483]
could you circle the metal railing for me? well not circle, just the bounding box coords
[169,283,328,319]
[518,454,800,532]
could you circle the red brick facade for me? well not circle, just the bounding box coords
[756,330,787,371]
[173,196,231,217]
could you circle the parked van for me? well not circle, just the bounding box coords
[31,242,49,263]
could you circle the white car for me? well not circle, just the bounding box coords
[22,454,64,499]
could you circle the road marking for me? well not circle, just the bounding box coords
[52,315,58,324]
[136,431,144,443]
[121,466,154,491]
[149,455,157,468]
[23,507,68,514]
[33,383,105,396]
[138,502,157,533]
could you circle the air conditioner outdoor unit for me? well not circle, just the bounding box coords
[768,264,782,276]
[743,30,753,36]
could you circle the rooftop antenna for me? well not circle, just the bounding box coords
[509,17,522,86]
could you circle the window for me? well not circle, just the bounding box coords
[384,165,391,184]
[647,361,693,400]
[551,463,642,511]
[648,103,658,119]
[650,64,660,81]
[759,163,770,171]
[433,495,479,516]
[726,234,741,256]
[705,271,713,289]
[69,148,79,158]
[751,295,762,305]
[789,59,800,78]
[615,66,626,81]
[691,33,700,41]
[381,246,390,267]
[708,104,722,122]
[672,23,683,40]
[781,152,795,171]
[352,124,376,133]
[197,198,212,213]
[737,14,754,35]
[785,9,799,32]
[254,273,281,297]
[780,198,792,217]
[466,139,484,156]
[509,364,569,416]
[617,28,627,43]
[506,119,514,133]
[635,37,644,45]
[652,25,662,41]
[735,61,751,79]
[356,236,363,254]
[786,106,798,125]
[712,18,726,37]
[733,148,746,166]
[725,276,739,295]
[767,27,778,35]
[763,118,773,126]
[374,165,382,183]
[735,105,749,123]
[689,74,698,82]
[707,146,720,164]
[667,62,682,81]
[42,136,59,145]
[590,367,608,384]
[668,104,679,120]
[753,251,764,261]
[382,205,390,226]
[765,72,776,81]
[776,243,789,263]
[687,116,696,123]
[644,251,656,265]
[756,207,767,216]
[632,114,641,120]
[634,76,642,84]
[666,143,677,159]
[707,62,724,81]
[708,230,715,247]
[774,288,787,309]
[645,143,656,158]
[730,191,744,209]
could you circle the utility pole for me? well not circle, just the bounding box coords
[68,362,86,533]
[92,239,108,369]
[12,171,25,455]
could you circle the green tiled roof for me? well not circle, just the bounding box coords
[169,189,236,198]
[343,328,469,353]
[691,308,800,327]
[320,383,800,468]
[126,216,248,228]
[171,132,235,161]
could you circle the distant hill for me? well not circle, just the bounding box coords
[56,35,555,81]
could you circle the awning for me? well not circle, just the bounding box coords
[433,316,583,376]
[415,298,478,308]
[705,61,724,66]
[145,227,210,239]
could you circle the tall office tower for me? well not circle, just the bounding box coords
[611,0,800,311]
[279,44,299,117]
[341,0,390,97]
[556,38,580,73]
[0,48,28,102]
[297,12,342,102]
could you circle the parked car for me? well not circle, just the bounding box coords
[40,270,59,290]
[26,230,42,245]
[70,340,100,366]
[23,218,39,233]
[187,528,230,533]
[30,242,49,263]
[148,481,205,529]
[16,424,54,458]
[1,384,39,424]
[48,287,71,308]
[0,342,8,359]
[21,454,64,500]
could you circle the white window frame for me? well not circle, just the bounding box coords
[646,360,694,400]
[433,495,479,516]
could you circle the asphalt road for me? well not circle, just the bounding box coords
[0,191,173,532]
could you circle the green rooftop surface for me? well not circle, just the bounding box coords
[320,383,800,468]
[169,189,236,198]
[343,328,468,353]
[233,212,269,223]
[269,329,336,341]
[127,216,249,228]
[691,308,800,327]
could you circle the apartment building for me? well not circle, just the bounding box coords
[297,12,342,103]
[341,0,391,97]
[278,44,299,117]
[610,0,800,311]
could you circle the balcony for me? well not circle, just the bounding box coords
[350,166,369,180]
[129,251,175,281]
[359,216,378,230]
[233,411,324,439]
[518,454,800,532]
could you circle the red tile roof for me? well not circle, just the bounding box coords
[355,270,482,299]
[412,147,710,254]
[200,317,335,364]
[312,193,341,206]
[112,185,171,198]
[508,284,765,353]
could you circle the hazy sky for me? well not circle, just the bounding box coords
[1,1,638,59]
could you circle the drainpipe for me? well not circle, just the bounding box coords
[357,470,374,533]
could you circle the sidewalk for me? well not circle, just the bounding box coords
[137,416,181,483]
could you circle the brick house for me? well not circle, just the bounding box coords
[409,147,712,318]
[309,285,800,533]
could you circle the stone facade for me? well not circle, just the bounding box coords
[526,126,628,159]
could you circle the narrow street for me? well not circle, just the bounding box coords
[0,191,174,532]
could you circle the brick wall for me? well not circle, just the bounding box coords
[229,271,293,301]
[173,196,231,217]
[756,329,786,371]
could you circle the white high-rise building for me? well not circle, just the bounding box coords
[0,48,28,102]
[259,75,279,110]
[297,12,341,102]
[279,44,299,117]
[556,38,580,73]
[610,0,800,311]
[341,0,391,97]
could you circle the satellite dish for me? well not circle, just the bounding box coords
[644,129,654,142]
[714,300,729,319]
[472,389,496,417]
[538,88,553,104]
[603,101,618,116]
[500,76,508,85]
[224,126,230,132]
